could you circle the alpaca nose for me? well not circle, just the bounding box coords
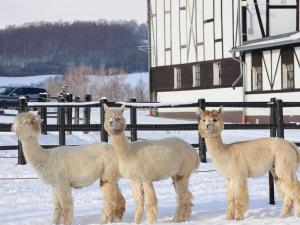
[109,120,115,127]
[206,124,212,130]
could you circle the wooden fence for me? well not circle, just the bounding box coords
[0,96,300,205]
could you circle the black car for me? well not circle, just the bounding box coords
[0,86,48,102]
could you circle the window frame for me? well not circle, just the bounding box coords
[213,62,222,86]
[174,67,182,89]
[192,64,201,87]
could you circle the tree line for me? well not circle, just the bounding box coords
[0,20,148,76]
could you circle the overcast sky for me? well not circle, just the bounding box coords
[0,0,147,28]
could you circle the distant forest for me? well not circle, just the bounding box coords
[0,20,148,76]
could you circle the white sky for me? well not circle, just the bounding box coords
[0,0,147,29]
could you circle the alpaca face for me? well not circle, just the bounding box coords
[12,113,41,140]
[104,104,126,135]
[198,108,224,138]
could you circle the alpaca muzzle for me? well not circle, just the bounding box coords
[205,123,214,133]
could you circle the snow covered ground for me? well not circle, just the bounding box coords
[0,108,300,225]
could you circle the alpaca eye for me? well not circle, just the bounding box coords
[213,119,218,122]
[115,118,120,121]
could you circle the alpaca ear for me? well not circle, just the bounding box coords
[196,107,204,116]
[218,106,223,115]
[36,115,43,123]
[103,104,109,112]
[120,104,125,113]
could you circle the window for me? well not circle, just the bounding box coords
[174,67,182,89]
[193,65,201,87]
[213,62,222,86]
[251,51,263,91]
[252,66,263,91]
[282,63,294,89]
[12,88,24,96]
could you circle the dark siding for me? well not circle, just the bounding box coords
[150,58,240,92]
[281,49,294,64]
[252,51,263,66]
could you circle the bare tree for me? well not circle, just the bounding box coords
[133,78,149,102]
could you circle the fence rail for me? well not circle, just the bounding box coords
[0,96,300,206]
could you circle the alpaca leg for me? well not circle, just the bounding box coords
[100,179,118,223]
[143,181,158,224]
[232,178,248,220]
[132,181,144,224]
[275,165,299,217]
[226,179,235,220]
[52,188,62,225]
[56,185,73,225]
[172,175,193,222]
[280,195,294,218]
[115,184,126,221]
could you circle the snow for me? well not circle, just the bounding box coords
[0,108,300,225]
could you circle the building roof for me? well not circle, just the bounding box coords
[231,31,300,53]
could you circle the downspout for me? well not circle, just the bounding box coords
[147,0,152,102]
[231,51,247,122]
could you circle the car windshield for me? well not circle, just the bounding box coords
[0,87,14,95]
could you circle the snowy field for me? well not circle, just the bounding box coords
[0,107,300,225]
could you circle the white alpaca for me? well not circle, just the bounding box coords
[12,112,125,225]
[198,108,300,220]
[103,104,200,223]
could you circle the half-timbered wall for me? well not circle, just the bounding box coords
[149,0,241,68]
[245,47,300,93]
[246,0,299,41]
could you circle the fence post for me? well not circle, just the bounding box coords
[66,93,73,135]
[268,97,276,205]
[83,94,91,134]
[58,96,66,146]
[74,96,80,125]
[198,98,207,163]
[38,93,48,135]
[18,97,27,165]
[130,98,137,142]
[275,99,284,138]
[100,97,108,142]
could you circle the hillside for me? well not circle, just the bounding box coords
[0,20,148,76]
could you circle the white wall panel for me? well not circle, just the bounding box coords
[156,0,165,66]
[295,47,300,89]
[203,0,214,20]
[245,53,252,92]
[181,47,187,64]
[187,0,197,63]
[222,0,233,58]
[157,87,243,103]
[171,0,180,65]
[271,49,281,90]
[165,13,171,49]
[150,0,157,67]
[204,23,215,60]
[214,0,222,39]
[262,51,271,91]
[215,42,223,59]
[197,45,204,61]
[270,10,296,36]
[196,0,204,44]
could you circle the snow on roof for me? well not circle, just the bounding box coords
[231,31,300,53]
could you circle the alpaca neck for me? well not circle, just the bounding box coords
[204,134,228,160]
[110,131,130,158]
[20,136,49,169]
